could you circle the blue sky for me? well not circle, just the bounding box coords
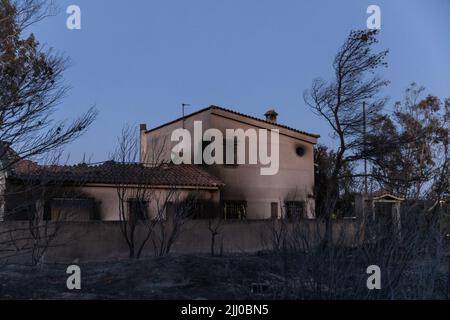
[28,0,450,163]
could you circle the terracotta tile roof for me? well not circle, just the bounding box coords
[145,105,320,139]
[9,161,224,188]
[209,105,320,139]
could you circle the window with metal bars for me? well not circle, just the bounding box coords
[285,201,304,220]
[223,200,247,220]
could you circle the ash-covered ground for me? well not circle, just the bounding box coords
[0,254,279,300]
[1,252,448,300]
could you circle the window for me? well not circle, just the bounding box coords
[9,202,38,221]
[201,140,210,165]
[271,202,279,219]
[285,201,304,220]
[128,199,148,221]
[334,195,355,219]
[43,201,51,221]
[223,200,247,220]
[190,200,219,219]
[223,137,238,167]
[49,198,95,221]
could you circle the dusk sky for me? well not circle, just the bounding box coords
[28,0,450,163]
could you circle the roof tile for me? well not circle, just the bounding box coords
[10,161,224,188]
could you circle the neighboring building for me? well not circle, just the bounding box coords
[141,105,319,220]
[351,191,404,233]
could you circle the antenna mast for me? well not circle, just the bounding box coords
[363,101,368,194]
[182,103,190,129]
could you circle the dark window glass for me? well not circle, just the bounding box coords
[201,140,210,165]
[223,200,247,220]
[271,202,279,219]
[285,201,304,220]
[223,138,238,166]
[187,200,218,219]
[128,199,148,221]
[50,198,94,221]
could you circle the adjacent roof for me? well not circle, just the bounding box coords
[9,160,224,188]
[145,105,320,139]
[372,193,405,202]
[364,190,405,202]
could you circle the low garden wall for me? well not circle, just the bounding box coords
[0,219,361,263]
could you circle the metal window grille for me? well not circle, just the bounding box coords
[285,201,304,219]
[223,200,247,220]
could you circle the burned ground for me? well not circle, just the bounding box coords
[1,251,449,300]
[0,254,280,300]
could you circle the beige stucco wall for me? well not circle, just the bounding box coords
[141,111,212,164]
[143,108,318,219]
[76,185,220,221]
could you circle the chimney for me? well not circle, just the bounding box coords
[264,109,278,123]
[139,124,147,163]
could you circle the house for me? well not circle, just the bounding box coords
[1,105,319,222]
[0,107,329,259]
[140,105,319,220]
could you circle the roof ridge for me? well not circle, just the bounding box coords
[145,104,320,139]
[209,105,320,138]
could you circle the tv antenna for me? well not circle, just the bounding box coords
[182,103,191,129]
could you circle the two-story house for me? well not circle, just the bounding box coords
[140,105,319,220]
